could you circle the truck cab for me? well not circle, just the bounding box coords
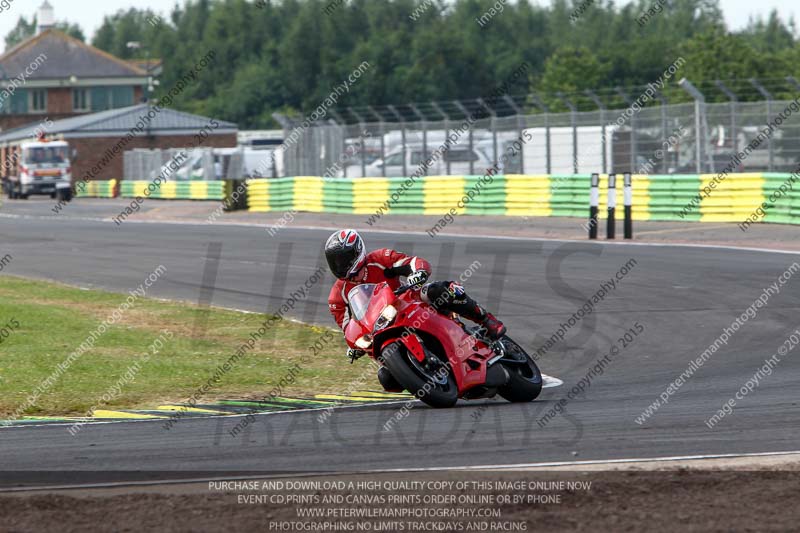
[4,139,72,200]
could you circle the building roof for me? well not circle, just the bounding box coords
[126,59,163,76]
[0,104,237,143]
[0,29,147,80]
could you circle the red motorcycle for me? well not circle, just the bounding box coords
[344,282,542,408]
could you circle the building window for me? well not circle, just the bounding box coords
[0,90,28,114]
[111,86,134,108]
[88,87,134,111]
[29,89,47,113]
[72,88,89,112]
[91,87,109,111]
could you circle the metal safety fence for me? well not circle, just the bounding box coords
[279,99,800,179]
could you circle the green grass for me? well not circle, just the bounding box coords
[0,275,354,417]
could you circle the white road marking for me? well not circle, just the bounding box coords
[542,374,563,388]
[373,449,800,473]
[1,212,799,256]
[3,450,799,493]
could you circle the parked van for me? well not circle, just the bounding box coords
[341,143,494,177]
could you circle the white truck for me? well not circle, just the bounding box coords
[3,139,72,200]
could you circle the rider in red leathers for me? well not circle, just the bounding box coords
[324,229,505,391]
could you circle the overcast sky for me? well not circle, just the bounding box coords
[0,0,795,45]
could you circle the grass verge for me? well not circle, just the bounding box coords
[0,275,356,417]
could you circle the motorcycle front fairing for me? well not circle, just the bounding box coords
[343,317,370,350]
[343,282,396,351]
[344,282,498,396]
[377,291,496,395]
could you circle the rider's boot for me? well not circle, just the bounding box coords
[448,297,506,341]
[479,309,507,341]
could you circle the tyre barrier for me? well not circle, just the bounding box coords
[119,180,225,200]
[248,175,538,216]
[72,173,800,225]
[74,179,118,198]
[246,173,800,224]
[74,180,226,201]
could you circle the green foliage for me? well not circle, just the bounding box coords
[539,47,609,111]
[55,22,85,42]
[2,0,794,128]
[4,17,85,50]
[91,8,170,59]
[4,16,36,50]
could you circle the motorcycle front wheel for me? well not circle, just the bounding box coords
[497,336,543,402]
[381,341,458,408]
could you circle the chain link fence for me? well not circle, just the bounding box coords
[279,98,800,178]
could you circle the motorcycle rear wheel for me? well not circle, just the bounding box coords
[497,336,543,402]
[381,341,458,408]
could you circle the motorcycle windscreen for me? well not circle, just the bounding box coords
[347,284,377,322]
[347,283,394,329]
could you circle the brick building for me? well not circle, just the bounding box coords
[0,2,151,131]
[0,104,237,183]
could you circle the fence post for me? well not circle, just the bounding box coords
[367,105,386,177]
[387,105,407,177]
[492,115,499,171]
[530,94,550,174]
[556,93,578,175]
[679,78,706,174]
[518,114,526,174]
[750,79,774,172]
[715,81,739,160]
[469,126,474,175]
[431,101,451,175]
[410,104,427,175]
[445,118,451,175]
[503,95,525,174]
[453,100,474,175]
[585,90,607,174]
[546,111,551,174]
[616,87,636,173]
[357,126,365,178]
[379,120,386,177]
[658,93,669,173]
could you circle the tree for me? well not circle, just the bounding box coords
[83,0,796,127]
[742,9,794,53]
[4,16,85,51]
[538,47,609,111]
[91,9,166,59]
[4,16,36,50]
[677,29,768,101]
[55,22,85,42]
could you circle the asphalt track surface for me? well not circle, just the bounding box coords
[1,199,799,485]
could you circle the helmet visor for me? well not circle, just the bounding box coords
[327,246,359,279]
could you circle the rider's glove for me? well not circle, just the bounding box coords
[347,347,366,363]
[406,270,429,288]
